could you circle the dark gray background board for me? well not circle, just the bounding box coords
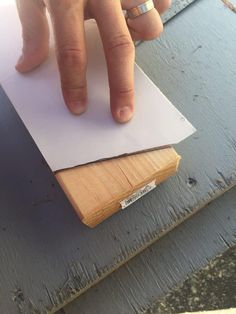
[63,185,236,314]
[1,0,236,313]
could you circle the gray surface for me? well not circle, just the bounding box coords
[1,0,236,313]
[147,245,236,313]
[63,183,236,314]
[162,0,197,22]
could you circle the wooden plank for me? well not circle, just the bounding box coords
[63,184,236,314]
[162,0,198,23]
[56,148,180,227]
[0,0,236,313]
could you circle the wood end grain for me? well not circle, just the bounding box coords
[55,148,181,227]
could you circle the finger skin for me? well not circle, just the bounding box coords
[91,0,135,123]
[154,0,172,14]
[122,0,167,41]
[121,0,171,14]
[15,0,49,73]
[46,0,88,115]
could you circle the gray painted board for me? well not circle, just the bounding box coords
[63,184,236,314]
[162,0,197,22]
[0,0,236,313]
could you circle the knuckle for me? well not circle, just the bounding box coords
[163,0,172,11]
[157,0,172,14]
[107,34,134,56]
[56,45,86,68]
[113,87,134,97]
[141,24,163,40]
[61,83,87,92]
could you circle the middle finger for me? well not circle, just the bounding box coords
[46,0,88,114]
[91,0,135,123]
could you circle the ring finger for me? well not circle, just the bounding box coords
[90,0,135,123]
[122,0,168,41]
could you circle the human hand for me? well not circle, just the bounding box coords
[16,0,171,123]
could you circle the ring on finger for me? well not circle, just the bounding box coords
[126,0,155,19]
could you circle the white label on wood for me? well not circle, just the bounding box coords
[120,180,157,209]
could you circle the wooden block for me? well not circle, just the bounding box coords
[55,147,180,227]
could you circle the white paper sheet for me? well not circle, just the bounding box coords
[0,2,196,171]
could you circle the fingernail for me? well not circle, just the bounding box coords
[116,106,133,123]
[69,101,87,115]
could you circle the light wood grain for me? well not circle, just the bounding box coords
[55,148,180,227]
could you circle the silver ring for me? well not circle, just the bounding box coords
[126,0,155,19]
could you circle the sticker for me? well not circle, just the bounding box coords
[120,180,156,209]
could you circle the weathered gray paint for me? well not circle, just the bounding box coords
[0,0,236,313]
[63,186,236,314]
[162,0,197,22]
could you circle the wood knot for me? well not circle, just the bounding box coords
[187,177,197,187]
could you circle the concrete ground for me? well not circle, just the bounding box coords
[146,246,236,314]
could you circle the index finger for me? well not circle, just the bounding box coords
[91,0,135,123]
